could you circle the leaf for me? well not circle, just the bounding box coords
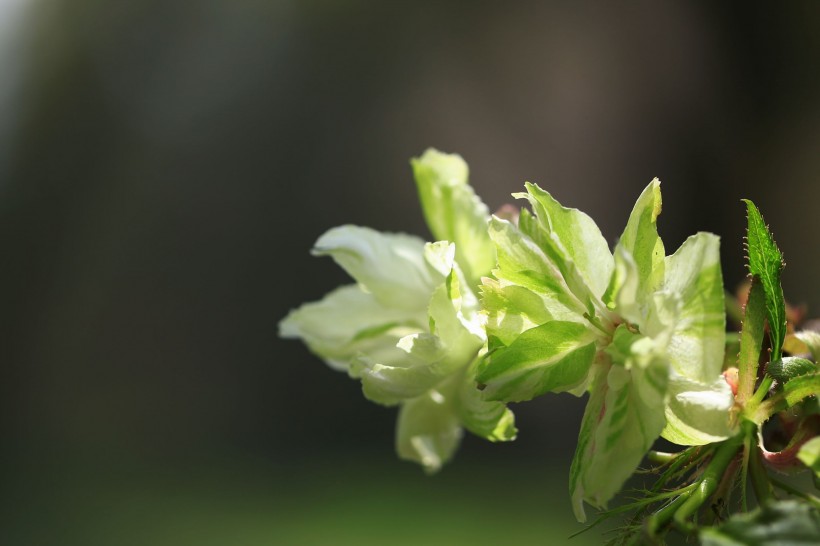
[569,360,668,522]
[737,279,767,403]
[616,179,665,297]
[661,233,726,384]
[476,321,597,402]
[768,357,818,382]
[396,386,463,474]
[411,148,496,286]
[279,284,424,371]
[517,182,614,299]
[754,371,820,425]
[797,437,820,481]
[743,200,786,361]
[700,500,820,545]
[312,225,442,311]
[781,372,820,407]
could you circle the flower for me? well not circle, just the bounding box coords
[477,180,735,520]
[279,149,515,472]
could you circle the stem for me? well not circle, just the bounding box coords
[673,436,742,528]
[740,422,754,512]
[646,488,694,537]
[749,374,774,407]
[647,450,679,465]
[748,446,773,504]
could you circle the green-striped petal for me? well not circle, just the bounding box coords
[662,233,726,383]
[570,359,668,522]
[661,372,734,445]
[518,182,614,299]
[396,384,463,474]
[477,321,597,402]
[617,179,665,297]
[312,225,441,310]
[279,284,424,372]
[412,148,496,287]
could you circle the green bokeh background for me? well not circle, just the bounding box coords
[2,1,819,544]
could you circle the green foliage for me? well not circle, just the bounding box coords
[744,199,787,361]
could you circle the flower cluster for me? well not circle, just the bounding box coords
[280,149,737,519]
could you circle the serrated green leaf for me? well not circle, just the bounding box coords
[617,178,665,296]
[569,360,668,522]
[477,321,597,402]
[743,200,786,361]
[797,437,820,481]
[700,500,820,545]
[782,372,820,407]
[412,148,496,286]
[768,357,818,382]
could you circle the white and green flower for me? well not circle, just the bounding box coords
[279,149,515,473]
[477,180,735,521]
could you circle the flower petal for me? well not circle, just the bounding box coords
[396,386,463,474]
[661,372,734,445]
[279,284,423,372]
[663,233,726,382]
[412,148,496,287]
[312,225,441,310]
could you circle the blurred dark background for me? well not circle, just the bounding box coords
[1,1,818,544]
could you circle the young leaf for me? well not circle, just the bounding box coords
[767,356,818,382]
[781,372,820,407]
[737,279,766,404]
[743,200,786,361]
